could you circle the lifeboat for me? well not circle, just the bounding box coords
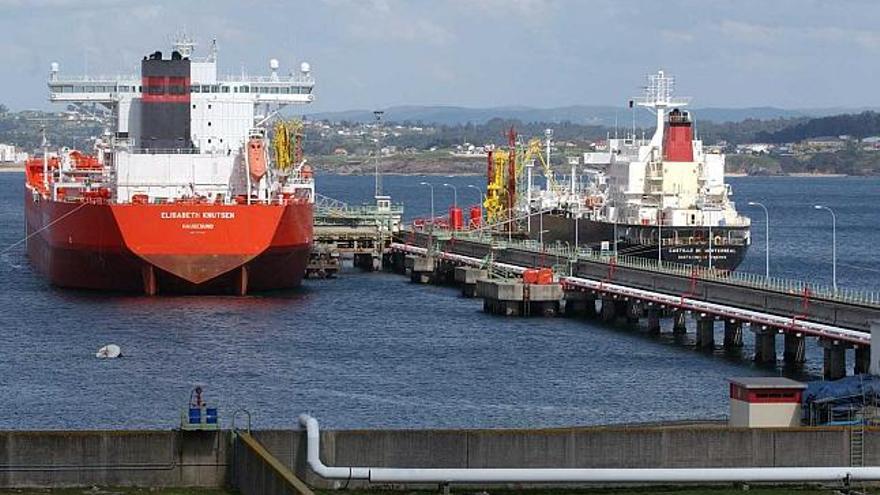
[247,137,267,180]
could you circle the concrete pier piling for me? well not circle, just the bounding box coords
[672,310,688,335]
[476,278,562,317]
[723,320,743,348]
[613,299,630,327]
[753,327,777,365]
[625,300,641,326]
[855,345,871,375]
[600,296,617,323]
[695,315,715,350]
[821,339,849,380]
[563,290,597,318]
[783,333,806,366]
[454,266,487,298]
[645,306,662,334]
[406,255,435,284]
[354,252,380,272]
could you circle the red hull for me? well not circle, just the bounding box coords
[24,188,313,295]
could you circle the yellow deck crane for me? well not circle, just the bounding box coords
[272,120,305,173]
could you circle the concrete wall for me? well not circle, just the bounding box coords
[0,430,226,488]
[2,425,878,489]
[253,425,880,489]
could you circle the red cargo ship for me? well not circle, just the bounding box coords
[27,38,316,294]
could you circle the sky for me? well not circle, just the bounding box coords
[1,0,879,113]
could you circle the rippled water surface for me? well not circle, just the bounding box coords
[0,173,877,429]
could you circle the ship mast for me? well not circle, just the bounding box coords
[632,70,690,160]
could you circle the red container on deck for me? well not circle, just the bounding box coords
[523,268,553,285]
[469,206,481,228]
[449,207,464,230]
[536,268,553,285]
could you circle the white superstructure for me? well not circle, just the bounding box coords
[601,70,746,230]
[46,37,315,205]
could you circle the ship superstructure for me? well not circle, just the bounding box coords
[26,37,317,294]
[525,70,751,270]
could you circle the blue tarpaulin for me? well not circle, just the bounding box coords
[803,374,880,408]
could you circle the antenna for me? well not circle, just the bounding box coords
[173,32,197,59]
[614,112,618,139]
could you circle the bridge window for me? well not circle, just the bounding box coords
[221,86,229,93]
[240,86,249,93]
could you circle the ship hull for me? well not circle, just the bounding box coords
[533,212,749,272]
[24,188,312,294]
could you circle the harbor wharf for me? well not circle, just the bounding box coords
[310,194,403,276]
[390,230,880,380]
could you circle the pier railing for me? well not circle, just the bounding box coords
[428,231,880,308]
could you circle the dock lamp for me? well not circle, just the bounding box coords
[442,183,458,209]
[747,201,770,279]
[813,205,837,292]
[419,182,434,225]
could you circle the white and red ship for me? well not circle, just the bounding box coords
[26,37,316,294]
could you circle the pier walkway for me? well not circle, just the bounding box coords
[393,230,880,379]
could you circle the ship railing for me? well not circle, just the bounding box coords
[220,74,315,85]
[52,75,138,83]
[459,235,879,308]
[129,148,201,155]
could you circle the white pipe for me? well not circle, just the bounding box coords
[299,414,880,484]
[300,414,370,480]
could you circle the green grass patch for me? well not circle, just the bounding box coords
[0,489,235,495]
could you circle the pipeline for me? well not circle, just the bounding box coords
[299,414,880,484]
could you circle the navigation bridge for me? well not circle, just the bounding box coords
[392,230,880,381]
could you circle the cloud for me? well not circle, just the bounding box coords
[717,20,880,52]
[319,0,453,45]
[660,29,695,44]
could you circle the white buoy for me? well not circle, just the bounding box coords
[96,344,121,359]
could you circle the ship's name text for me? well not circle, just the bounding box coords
[160,211,236,220]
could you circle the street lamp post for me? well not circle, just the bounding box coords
[373,110,384,198]
[747,201,770,279]
[442,183,458,209]
[814,205,837,291]
[419,182,434,224]
[657,209,663,267]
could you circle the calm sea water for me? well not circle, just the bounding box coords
[0,172,877,430]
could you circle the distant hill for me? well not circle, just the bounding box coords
[305,105,872,126]
[756,111,880,143]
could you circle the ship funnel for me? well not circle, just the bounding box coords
[662,108,694,162]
